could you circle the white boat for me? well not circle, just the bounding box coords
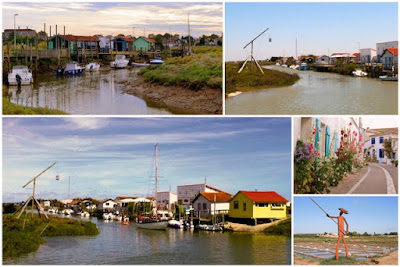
[63,208,74,215]
[135,219,169,230]
[131,62,150,67]
[379,75,398,81]
[85,62,100,72]
[352,69,368,77]
[149,57,164,65]
[63,62,85,75]
[48,207,58,214]
[281,64,288,68]
[198,224,223,231]
[103,212,114,220]
[110,55,129,69]
[8,65,33,85]
[81,211,90,217]
[168,219,184,229]
[275,62,280,66]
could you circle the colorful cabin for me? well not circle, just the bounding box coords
[133,37,156,52]
[112,36,133,52]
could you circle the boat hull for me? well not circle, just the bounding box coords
[64,69,85,75]
[135,220,169,230]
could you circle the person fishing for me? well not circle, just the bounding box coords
[326,208,349,260]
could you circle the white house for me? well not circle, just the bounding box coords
[293,117,362,159]
[315,55,331,65]
[192,192,232,217]
[376,41,398,63]
[177,183,227,208]
[381,48,398,70]
[360,48,377,63]
[330,53,356,64]
[156,191,177,210]
[95,35,114,50]
[99,198,117,212]
[42,200,51,207]
[363,128,398,164]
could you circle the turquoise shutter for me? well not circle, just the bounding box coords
[334,133,339,152]
[315,119,321,149]
[325,126,331,157]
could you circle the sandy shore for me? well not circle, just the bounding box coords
[122,75,222,114]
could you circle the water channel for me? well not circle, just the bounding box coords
[226,66,398,115]
[7,68,172,115]
[4,217,291,265]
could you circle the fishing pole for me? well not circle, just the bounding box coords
[310,198,379,264]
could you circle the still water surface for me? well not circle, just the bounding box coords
[8,69,171,115]
[4,217,290,265]
[226,66,398,115]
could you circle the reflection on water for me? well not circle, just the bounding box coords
[226,66,398,115]
[8,69,171,115]
[4,218,290,265]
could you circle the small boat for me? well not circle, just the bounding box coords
[352,69,368,77]
[110,55,129,69]
[135,217,169,230]
[168,219,184,229]
[275,62,280,66]
[103,212,114,220]
[63,208,74,215]
[48,207,58,214]
[131,62,150,67]
[149,57,164,65]
[85,62,100,72]
[289,65,299,70]
[198,224,223,231]
[299,63,310,71]
[121,221,130,225]
[281,64,288,68]
[8,65,33,85]
[379,75,398,81]
[81,211,90,217]
[63,62,85,75]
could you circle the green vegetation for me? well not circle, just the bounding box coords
[225,61,299,95]
[3,214,99,260]
[139,46,222,90]
[328,63,356,75]
[264,218,291,236]
[320,256,363,265]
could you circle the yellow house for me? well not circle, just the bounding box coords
[229,191,288,223]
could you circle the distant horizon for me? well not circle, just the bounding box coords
[2,2,223,38]
[226,2,398,61]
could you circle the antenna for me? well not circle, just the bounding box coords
[238,28,270,74]
[16,162,56,219]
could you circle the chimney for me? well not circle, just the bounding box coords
[18,26,20,29]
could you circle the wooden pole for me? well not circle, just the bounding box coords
[30,43,32,67]
[35,33,38,77]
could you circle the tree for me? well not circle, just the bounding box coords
[117,34,125,37]
[384,138,394,159]
[3,203,17,214]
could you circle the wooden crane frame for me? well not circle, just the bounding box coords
[238,28,269,74]
[16,162,56,219]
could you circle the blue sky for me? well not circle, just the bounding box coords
[294,197,398,234]
[226,2,398,61]
[3,117,291,202]
[2,2,222,37]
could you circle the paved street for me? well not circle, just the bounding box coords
[328,163,398,194]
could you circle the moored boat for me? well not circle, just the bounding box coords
[85,62,100,72]
[8,65,33,85]
[379,75,398,81]
[149,57,164,65]
[352,69,368,77]
[131,62,150,67]
[63,62,85,75]
[198,224,223,231]
[110,55,129,69]
[135,217,169,230]
[299,63,310,71]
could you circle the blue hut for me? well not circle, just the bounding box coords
[113,36,133,52]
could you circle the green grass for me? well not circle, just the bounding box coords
[265,218,291,236]
[320,256,364,265]
[3,96,67,115]
[225,61,300,95]
[139,47,222,91]
[3,214,99,260]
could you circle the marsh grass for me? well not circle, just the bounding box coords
[264,218,291,236]
[225,61,300,94]
[320,256,364,265]
[3,214,99,260]
[139,47,222,91]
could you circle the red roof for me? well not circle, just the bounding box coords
[144,37,156,43]
[59,34,99,42]
[199,192,232,203]
[70,200,80,205]
[239,191,288,203]
[384,47,398,56]
[115,36,133,42]
[353,53,360,57]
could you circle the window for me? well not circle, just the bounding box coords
[243,203,247,211]
[379,149,384,158]
[203,203,207,210]
[380,137,383,144]
[256,203,268,207]
[271,203,282,207]
[105,202,109,206]
[198,203,201,211]
[371,138,375,144]
[234,201,239,209]
[184,199,189,203]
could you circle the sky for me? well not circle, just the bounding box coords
[2,2,222,38]
[294,196,398,234]
[2,117,291,203]
[362,116,398,129]
[226,2,398,61]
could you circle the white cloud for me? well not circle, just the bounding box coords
[64,118,109,130]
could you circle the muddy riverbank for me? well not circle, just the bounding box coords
[122,75,222,114]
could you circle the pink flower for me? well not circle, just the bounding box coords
[349,122,352,126]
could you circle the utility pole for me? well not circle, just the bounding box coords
[14,14,18,50]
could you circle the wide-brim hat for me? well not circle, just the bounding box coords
[339,208,348,214]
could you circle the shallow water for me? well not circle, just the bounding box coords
[7,68,172,115]
[4,217,291,265]
[226,66,398,115]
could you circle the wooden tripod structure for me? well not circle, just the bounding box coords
[16,162,57,220]
[238,28,269,74]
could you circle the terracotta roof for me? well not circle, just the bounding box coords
[367,128,398,136]
[70,200,80,205]
[239,191,288,203]
[198,192,232,202]
[383,48,398,56]
[353,53,360,57]
[114,36,133,42]
[59,35,99,42]
[144,37,156,43]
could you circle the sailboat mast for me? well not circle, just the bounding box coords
[154,144,158,206]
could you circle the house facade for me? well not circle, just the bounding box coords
[293,117,363,160]
[177,183,226,208]
[133,37,156,52]
[363,128,398,164]
[156,191,177,210]
[192,192,232,217]
[315,55,331,65]
[360,48,377,63]
[229,191,288,223]
[48,35,99,54]
[331,53,356,64]
[98,199,117,212]
[381,48,398,70]
[3,28,37,40]
[376,41,398,63]
[95,35,114,50]
[113,36,133,51]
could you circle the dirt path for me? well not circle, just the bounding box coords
[122,76,222,114]
[294,256,320,265]
[377,251,398,265]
